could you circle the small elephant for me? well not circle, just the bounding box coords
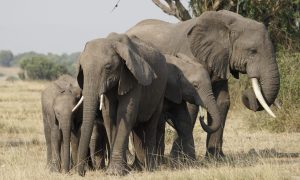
[157,54,221,163]
[75,33,168,176]
[41,75,82,172]
[42,75,108,173]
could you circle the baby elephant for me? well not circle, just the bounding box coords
[41,75,107,173]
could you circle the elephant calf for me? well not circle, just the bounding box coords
[41,75,108,173]
[156,54,222,163]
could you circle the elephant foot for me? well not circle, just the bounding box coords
[77,164,87,177]
[205,148,225,160]
[106,163,128,176]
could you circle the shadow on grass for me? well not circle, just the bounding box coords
[157,148,300,170]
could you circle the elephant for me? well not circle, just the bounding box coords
[74,33,168,176]
[157,53,222,163]
[127,10,280,158]
[41,75,108,173]
[41,74,82,172]
[126,53,221,167]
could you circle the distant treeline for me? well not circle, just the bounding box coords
[0,50,80,80]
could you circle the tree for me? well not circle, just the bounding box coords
[0,50,14,67]
[152,0,300,50]
[19,56,68,80]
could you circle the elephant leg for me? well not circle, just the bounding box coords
[106,118,132,175]
[105,94,139,176]
[156,114,166,165]
[206,80,230,158]
[102,94,118,159]
[43,112,52,167]
[50,124,62,172]
[133,102,163,171]
[92,123,106,170]
[170,102,196,162]
[70,131,79,168]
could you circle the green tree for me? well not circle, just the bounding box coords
[153,0,300,50]
[0,50,14,67]
[19,56,68,80]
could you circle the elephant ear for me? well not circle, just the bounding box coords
[187,10,236,79]
[113,41,157,88]
[164,63,182,104]
[118,64,137,95]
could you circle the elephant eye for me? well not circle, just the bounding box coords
[105,64,112,71]
[249,48,257,55]
[192,82,198,88]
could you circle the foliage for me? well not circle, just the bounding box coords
[229,49,300,132]
[0,50,14,67]
[19,56,69,80]
[188,0,300,50]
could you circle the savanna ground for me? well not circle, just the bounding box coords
[0,76,299,179]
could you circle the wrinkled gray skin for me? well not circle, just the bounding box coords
[41,75,107,173]
[76,33,168,176]
[127,10,280,158]
[157,54,221,162]
[71,109,109,171]
[88,113,109,170]
[41,75,82,173]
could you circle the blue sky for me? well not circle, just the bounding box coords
[0,0,183,54]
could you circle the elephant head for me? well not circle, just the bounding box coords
[165,54,221,133]
[187,10,280,117]
[74,33,157,175]
[53,91,79,173]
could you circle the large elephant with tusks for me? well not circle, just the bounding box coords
[74,33,168,176]
[127,10,280,158]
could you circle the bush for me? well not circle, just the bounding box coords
[19,56,69,80]
[229,49,300,132]
[0,50,14,67]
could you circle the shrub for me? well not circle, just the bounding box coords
[19,56,69,80]
[0,50,14,67]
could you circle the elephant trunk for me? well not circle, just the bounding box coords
[61,120,71,173]
[77,82,99,176]
[259,61,280,107]
[196,77,222,133]
[242,59,280,116]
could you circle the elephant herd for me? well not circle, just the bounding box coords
[41,10,280,176]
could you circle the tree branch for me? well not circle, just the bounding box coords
[152,0,191,21]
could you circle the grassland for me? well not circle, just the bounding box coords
[0,80,299,180]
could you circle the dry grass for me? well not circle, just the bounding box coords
[0,80,299,180]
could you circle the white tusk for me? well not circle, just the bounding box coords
[199,106,205,118]
[72,96,84,112]
[251,78,276,118]
[99,94,103,110]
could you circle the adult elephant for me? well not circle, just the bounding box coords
[75,33,168,176]
[127,10,280,158]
